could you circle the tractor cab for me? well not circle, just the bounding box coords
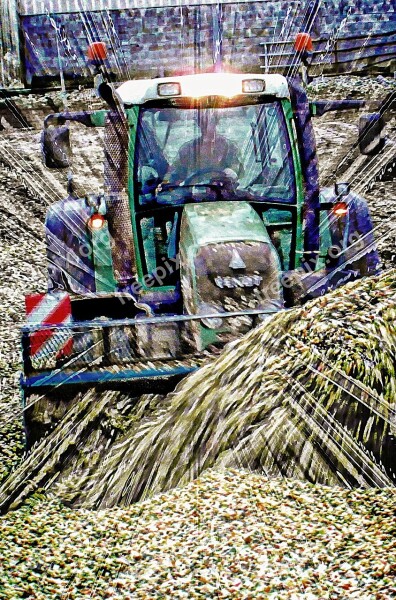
[135,100,295,206]
[39,72,380,310]
[117,74,304,306]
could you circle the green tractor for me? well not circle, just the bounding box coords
[22,69,382,449]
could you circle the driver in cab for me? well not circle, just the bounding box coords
[166,111,244,186]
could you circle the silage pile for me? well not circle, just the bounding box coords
[0,271,395,514]
[0,469,395,599]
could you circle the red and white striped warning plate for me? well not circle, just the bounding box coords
[25,292,73,367]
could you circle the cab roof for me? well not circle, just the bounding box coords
[116,73,290,105]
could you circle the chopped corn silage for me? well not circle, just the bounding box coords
[73,270,396,507]
[0,271,395,514]
[0,469,395,600]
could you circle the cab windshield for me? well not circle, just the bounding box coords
[134,101,295,206]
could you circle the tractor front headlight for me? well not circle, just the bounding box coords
[242,79,266,93]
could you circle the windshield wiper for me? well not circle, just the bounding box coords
[251,121,261,163]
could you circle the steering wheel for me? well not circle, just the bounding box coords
[183,168,230,185]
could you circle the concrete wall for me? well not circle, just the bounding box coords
[0,0,21,85]
[4,0,396,85]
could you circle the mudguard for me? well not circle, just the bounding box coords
[319,187,380,275]
[46,196,96,293]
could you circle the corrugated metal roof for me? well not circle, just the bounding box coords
[17,0,277,16]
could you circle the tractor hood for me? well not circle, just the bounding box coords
[179,201,283,348]
[180,201,272,249]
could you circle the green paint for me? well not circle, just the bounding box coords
[181,201,275,349]
[282,99,304,268]
[262,209,293,226]
[181,201,273,317]
[200,323,221,347]
[317,209,333,270]
[126,106,148,289]
[90,110,107,127]
[91,223,117,292]
[183,201,272,248]
[126,108,139,128]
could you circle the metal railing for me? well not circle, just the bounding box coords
[260,28,396,75]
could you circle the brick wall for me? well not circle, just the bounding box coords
[15,0,396,84]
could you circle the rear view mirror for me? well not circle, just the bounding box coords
[335,182,350,197]
[156,110,180,123]
[358,113,385,156]
[41,124,72,168]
